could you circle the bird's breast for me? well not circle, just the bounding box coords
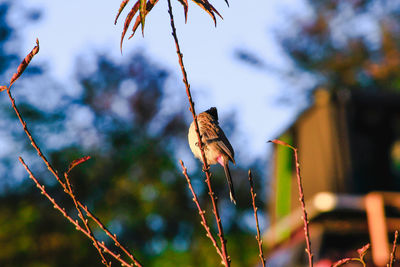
[188,122,219,165]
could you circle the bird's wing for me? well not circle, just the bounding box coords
[200,117,235,164]
[215,129,235,164]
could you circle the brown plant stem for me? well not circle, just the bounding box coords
[7,40,142,267]
[9,86,142,267]
[6,39,63,189]
[269,139,313,267]
[167,0,230,266]
[64,172,110,267]
[19,157,136,267]
[7,86,64,187]
[76,201,141,266]
[331,258,365,267]
[388,230,398,267]
[180,160,223,259]
[332,243,369,267]
[248,169,266,267]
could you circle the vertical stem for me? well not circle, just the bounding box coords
[248,170,266,267]
[293,148,313,267]
[166,1,230,265]
[269,140,313,267]
[388,230,398,267]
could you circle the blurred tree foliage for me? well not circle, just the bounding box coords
[0,1,263,266]
[280,0,400,92]
[278,0,400,193]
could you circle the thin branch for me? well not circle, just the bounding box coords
[388,230,398,267]
[77,202,142,267]
[332,243,369,267]
[7,84,65,189]
[66,161,141,266]
[8,40,142,267]
[248,169,266,267]
[167,0,230,266]
[19,157,135,267]
[269,139,313,267]
[331,258,365,267]
[179,160,223,259]
[64,172,110,267]
[6,39,64,189]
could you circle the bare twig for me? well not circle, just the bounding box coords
[332,243,370,267]
[64,172,110,267]
[6,39,64,189]
[77,202,142,266]
[7,80,65,191]
[388,230,398,267]
[180,160,223,259]
[19,157,136,267]
[167,1,230,266]
[9,39,142,267]
[331,258,365,267]
[248,169,266,267]
[269,139,313,267]
[6,40,68,196]
[67,160,142,266]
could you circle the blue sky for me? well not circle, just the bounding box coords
[11,0,312,163]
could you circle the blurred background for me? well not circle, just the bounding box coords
[1,0,400,266]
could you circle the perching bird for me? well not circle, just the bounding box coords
[188,107,236,204]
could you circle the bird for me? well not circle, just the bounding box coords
[188,107,236,204]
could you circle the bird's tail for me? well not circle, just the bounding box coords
[223,163,236,205]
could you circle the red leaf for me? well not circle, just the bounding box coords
[120,1,140,52]
[139,0,147,36]
[10,38,39,87]
[67,156,91,174]
[177,0,189,23]
[191,0,222,26]
[0,86,7,92]
[115,0,131,25]
[204,0,222,20]
[128,0,159,39]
